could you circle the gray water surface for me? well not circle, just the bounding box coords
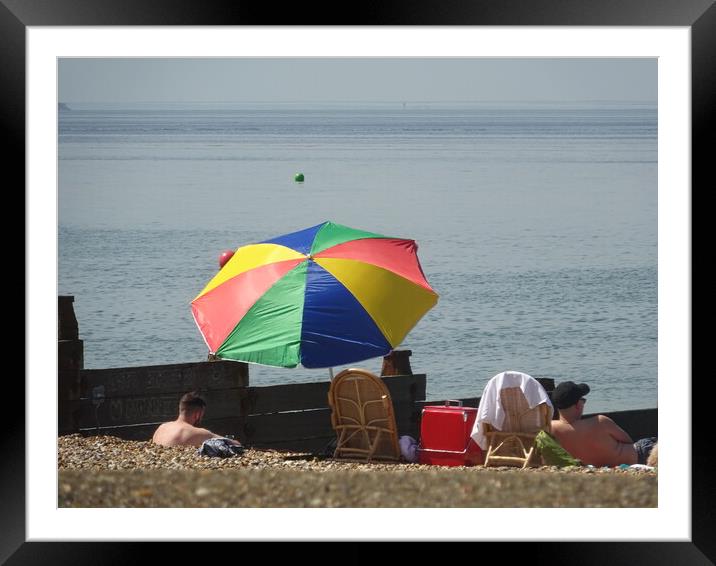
[59,102,657,412]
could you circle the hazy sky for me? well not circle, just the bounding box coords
[59,58,656,104]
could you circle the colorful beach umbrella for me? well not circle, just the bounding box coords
[191,221,439,368]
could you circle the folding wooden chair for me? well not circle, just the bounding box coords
[327,368,401,462]
[482,386,551,468]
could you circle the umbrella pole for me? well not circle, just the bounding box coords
[328,367,334,379]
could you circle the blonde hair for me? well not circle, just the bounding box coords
[646,443,658,467]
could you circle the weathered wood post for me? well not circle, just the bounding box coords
[58,295,83,434]
[380,350,422,438]
[380,349,413,376]
[536,377,555,394]
[534,377,558,419]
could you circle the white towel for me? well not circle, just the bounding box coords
[470,371,554,450]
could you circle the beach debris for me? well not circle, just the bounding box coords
[294,172,304,183]
[628,464,655,471]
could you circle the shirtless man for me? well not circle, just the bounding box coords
[550,381,656,467]
[152,391,237,448]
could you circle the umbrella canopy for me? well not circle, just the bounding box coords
[191,221,438,368]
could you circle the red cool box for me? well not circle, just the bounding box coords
[418,401,483,467]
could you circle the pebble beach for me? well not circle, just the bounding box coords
[58,435,657,508]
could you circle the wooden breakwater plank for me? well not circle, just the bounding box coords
[58,295,79,340]
[75,388,247,429]
[78,416,245,442]
[384,373,427,403]
[245,401,417,446]
[242,381,333,415]
[242,374,424,449]
[79,423,161,441]
[243,374,426,415]
[245,409,332,445]
[257,436,335,453]
[59,340,84,371]
[79,361,248,398]
[58,341,85,434]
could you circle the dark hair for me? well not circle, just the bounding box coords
[179,391,206,414]
[552,381,590,410]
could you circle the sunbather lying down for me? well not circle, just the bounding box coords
[550,381,657,467]
[152,391,243,449]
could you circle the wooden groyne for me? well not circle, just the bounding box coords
[63,360,426,453]
[58,295,657,451]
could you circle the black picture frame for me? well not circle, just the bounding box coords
[6,0,711,563]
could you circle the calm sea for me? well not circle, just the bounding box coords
[58,102,657,412]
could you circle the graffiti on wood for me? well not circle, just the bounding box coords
[80,362,248,397]
[108,395,179,423]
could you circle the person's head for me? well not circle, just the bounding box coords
[553,381,590,418]
[179,391,207,425]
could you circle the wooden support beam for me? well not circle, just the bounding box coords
[75,388,248,429]
[79,361,248,397]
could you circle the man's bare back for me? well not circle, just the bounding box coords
[152,420,220,448]
[551,415,637,467]
[154,392,243,449]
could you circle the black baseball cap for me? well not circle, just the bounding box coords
[552,381,590,409]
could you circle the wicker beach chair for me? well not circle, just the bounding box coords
[327,368,401,462]
[482,386,552,469]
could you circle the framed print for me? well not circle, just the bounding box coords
[7,0,713,562]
